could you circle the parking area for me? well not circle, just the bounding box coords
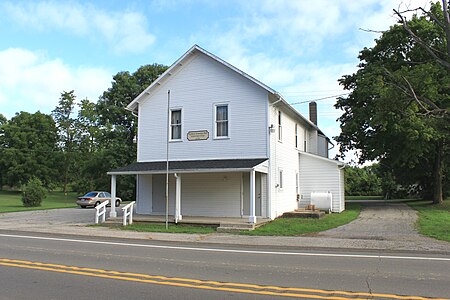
[0,207,123,230]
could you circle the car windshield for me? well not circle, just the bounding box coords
[83,192,98,197]
[104,192,111,197]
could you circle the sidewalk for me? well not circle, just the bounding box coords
[1,205,450,254]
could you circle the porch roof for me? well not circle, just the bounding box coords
[108,158,268,175]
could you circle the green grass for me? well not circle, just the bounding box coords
[113,223,217,234]
[407,199,450,242]
[346,195,383,200]
[241,203,361,236]
[0,190,78,213]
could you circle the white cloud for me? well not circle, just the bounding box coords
[2,1,155,54]
[0,48,112,118]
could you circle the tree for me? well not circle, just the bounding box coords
[77,98,100,153]
[1,112,59,188]
[22,177,47,207]
[96,63,168,146]
[335,2,450,204]
[52,91,79,192]
[83,64,168,197]
[0,114,7,188]
[344,165,382,196]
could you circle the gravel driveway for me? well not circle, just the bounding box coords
[0,207,120,230]
[319,202,430,241]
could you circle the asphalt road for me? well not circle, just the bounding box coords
[0,231,449,299]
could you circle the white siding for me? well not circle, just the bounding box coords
[339,168,345,212]
[137,52,268,162]
[298,153,344,212]
[309,129,318,155]
[180,172,241,217]
[268,106,306,218]
[317,134,328,158]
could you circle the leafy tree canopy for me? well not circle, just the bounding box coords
[335,2,450,203]
[0,111,59,187]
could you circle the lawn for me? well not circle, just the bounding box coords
[0,190,78,213]
[113,223,217,234]
[241,203,361,236]
[408,199,450,242]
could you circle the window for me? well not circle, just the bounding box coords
[170,109,182,140]
[278,111,282,141]
[304,128,307,151]
[215,104,228,138]
[279,169,283,189]
[295,124,298,148]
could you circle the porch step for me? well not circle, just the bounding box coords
[282,209,325,219]
[217,222,255,232]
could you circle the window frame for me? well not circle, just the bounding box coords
[278,111,282,142]
[295,124,298,149]
[170,108,182,142]
[304,128,307,151]
[278,168,283,189]
[214,103,229,139]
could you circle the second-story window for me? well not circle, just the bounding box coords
[278,111,282,142]
[304,128,307,151]
[215,104,228,138]
[295,124,298,148]
[170,109,182,140]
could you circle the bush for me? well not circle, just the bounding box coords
[22,178,47,207]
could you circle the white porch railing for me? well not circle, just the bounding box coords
[122,201,135,226]
[95,200,109,224]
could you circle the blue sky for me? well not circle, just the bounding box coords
[0,0,429,161]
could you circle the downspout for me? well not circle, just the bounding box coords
[338,163,346,212]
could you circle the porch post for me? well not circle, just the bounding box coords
[174,173,182,222]
[249,170,256,223]
[110,174,117,218]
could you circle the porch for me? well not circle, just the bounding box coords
[107,158,270,225]
[108,214,271,231]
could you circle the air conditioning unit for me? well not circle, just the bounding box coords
[310,192,332,213]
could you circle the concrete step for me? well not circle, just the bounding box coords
[282,210,325,218]
[217,222,255,232]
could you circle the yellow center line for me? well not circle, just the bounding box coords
[0,258,447,300]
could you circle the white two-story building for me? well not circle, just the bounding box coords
[108,45,345,223]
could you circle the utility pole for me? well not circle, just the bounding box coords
[165,90,170,229]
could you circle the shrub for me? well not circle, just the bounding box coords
[22,178,47,207]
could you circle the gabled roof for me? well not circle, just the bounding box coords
[108,158,268,175]
[127,44,324,136]
[127,44,276,113]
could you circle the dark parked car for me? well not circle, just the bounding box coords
[77,191,122,208]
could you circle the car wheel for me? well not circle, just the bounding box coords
[95,201,101,207]
[80,206,86,209]
[115,200,121,207]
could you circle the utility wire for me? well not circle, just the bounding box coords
[289,93,350,105]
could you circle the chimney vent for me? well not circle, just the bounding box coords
[309,101,317,125]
